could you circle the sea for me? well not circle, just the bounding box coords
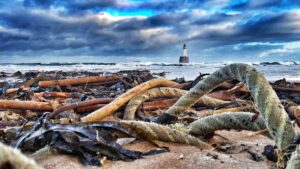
[0,61,299,82]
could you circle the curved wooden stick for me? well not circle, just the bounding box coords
[76,99,179,113]
[141,99,179,111]
[0,100,53,111]
[124,87,231,120]
[50,98,113,118]
[41,92,80,98]
[75,104,106,113]
[81,78,180,122]
[39,76,121,87]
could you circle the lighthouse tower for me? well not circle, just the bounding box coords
[179,44,189,63]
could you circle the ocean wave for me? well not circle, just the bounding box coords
[0,61,299,81]
[259,61,299,66]
[0,62,116,66]
[0,61,299,67]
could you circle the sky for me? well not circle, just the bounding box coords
[0,0,300,63]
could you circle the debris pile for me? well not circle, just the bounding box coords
[0,67,299,169]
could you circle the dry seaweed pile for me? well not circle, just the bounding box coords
[0,68,300,168]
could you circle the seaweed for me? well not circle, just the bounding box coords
[12,113,168,166]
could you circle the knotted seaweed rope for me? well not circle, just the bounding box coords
[286,145,300,169]
[189,112,266,136]
[120,112,266,149]
[160,63,296,168]
[120,120,212,149]
[124,87,231,120]
[0,142,42,169]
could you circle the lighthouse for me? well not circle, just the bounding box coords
[179,44,189,63]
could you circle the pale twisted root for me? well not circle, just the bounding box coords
[120,120,212,149]
[189,112,266,136]
[163,63,295,167]
[0,142,42,169]
[82,78,181,122]
[124,87,231,120]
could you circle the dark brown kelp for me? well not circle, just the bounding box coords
[12,113,168,166]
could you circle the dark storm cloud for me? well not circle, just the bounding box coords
[0,0,188,53]
[229,0,282,9]
[22,0,179,14]
[236,12,300,43]
[229,0,300,11]
[21,0,238,14]
[187,10,300,49]
[0,0,300,61]
[113,12,189,31]
[23,0,118,12]
[192,12,239,25]
[0,10,99,51]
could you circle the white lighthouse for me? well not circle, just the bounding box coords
[179,44,189,63]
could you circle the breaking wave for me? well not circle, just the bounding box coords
[0,61,299,81]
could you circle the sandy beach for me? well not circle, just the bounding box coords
[0,64,299,168]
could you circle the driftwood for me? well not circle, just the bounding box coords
[77,99,181,113]
[206,91,236,101]
[76,99,178,113]
[32,92,80,102]
[0,100,53,111]
[227,83,249,93]
[142,99,178,111]
[3,87,30,95]
[39,75,121,87]
[273,86,300,93]
[40,92,81,98]
[51,98,113,118]
[217,82,236,89]
[4,88,20,94]
[81,78,181,122]
[76,104,106,113]
[286,105,300,119]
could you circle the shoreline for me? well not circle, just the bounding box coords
[1,64,300,83]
